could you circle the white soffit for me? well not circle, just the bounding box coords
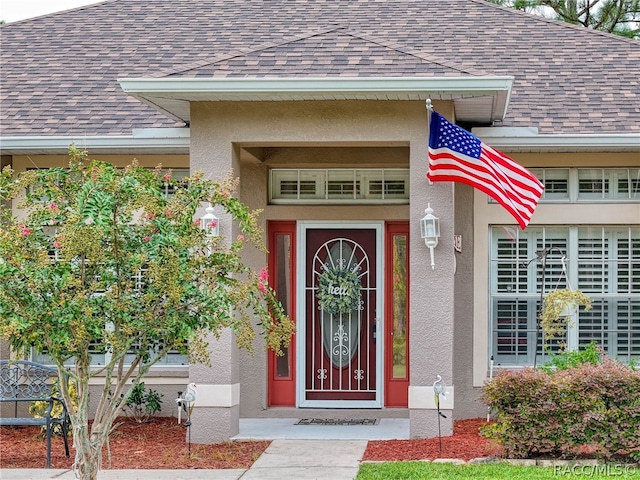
[117,76,515,124]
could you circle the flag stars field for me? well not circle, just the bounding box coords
[427,110,545,230]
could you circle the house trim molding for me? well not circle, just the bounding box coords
[0,129,190,155]
[473,127,640,153]
[3,130,637,156]
[117,76,515,124]
[408,385,455,410]
[193,383,240,408]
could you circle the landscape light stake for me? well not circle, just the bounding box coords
[487,355,494,422]
[176,383,198,457]
[433,375,447,452]
[185,404,192,456]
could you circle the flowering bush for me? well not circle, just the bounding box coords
[0,147,295,479]
[29,378,77,437]
[482,354,640,461]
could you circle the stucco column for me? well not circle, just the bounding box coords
[408,106,455,438]
[187,329,240,443]
[187,119,241,443]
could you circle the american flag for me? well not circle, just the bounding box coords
[427,111,544,229]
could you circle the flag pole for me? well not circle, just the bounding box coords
[426,99,434,185]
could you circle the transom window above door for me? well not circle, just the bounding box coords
[269,169,409,204]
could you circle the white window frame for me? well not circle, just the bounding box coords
[29,167,191,367]
[473,157,639,388]
[505,167,640,203]
[269,168,410,204]
[488,225,639,367]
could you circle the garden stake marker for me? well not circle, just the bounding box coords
[433,375,447,452]
[176,383,197,456]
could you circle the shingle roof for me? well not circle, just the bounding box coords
[160,28,488,78]
[1,0,638,137]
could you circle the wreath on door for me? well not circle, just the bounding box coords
[317,267,362,315]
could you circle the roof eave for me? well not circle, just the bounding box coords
[0,129,190,155]
[2,132,636,155]
[117,76,515,124]
[473,129,640,153]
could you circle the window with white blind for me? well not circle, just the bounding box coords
[33,338,188,367]
[490,226,640,365]
[269,168,409,204]
[30,168,190,367]
[512,168,639,202]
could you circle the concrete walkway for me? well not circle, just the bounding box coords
[242,439,367,480]
[1,440,367,479]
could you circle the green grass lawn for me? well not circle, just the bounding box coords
[356,461,636,479]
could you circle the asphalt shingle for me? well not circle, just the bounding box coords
[1,0,638,137]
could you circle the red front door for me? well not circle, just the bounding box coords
[303,228,378,403]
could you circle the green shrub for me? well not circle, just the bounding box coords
[124,382,163,423]
[540,341,601,372]
[482,356,640,461]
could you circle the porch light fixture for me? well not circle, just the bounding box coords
[420,204,440,269]
[201,203,219,237]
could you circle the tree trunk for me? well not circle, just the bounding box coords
[60,352,145,479]
[71,420,102,480]
[59,354,110,480]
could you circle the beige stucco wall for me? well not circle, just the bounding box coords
[10,111,634,428]
[452,183,482,418]
[189,99,455,429]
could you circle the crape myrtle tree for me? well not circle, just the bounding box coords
[0,147,295,480]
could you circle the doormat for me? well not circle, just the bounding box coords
[295,418,379,426]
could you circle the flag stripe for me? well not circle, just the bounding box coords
[428,153,534,228]
[428,159,535,228]
[429,149,541,212]
[481,144,544,200]
[428,150,540,215]
[427,111,544,229]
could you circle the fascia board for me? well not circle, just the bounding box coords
[0,130,190,155]
[474,132,640,153]
[118,76,514,124]
[2,132,636,156]
[118,76,515,96]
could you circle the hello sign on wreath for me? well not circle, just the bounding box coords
[316,266,362,315]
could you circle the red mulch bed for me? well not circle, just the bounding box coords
[0,417,498,469]
[363,418,502,462]
[0,417,270,470]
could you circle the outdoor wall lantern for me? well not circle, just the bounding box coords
[201,203,220,237]
[420,204,440,269]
